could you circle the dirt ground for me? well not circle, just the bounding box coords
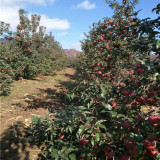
[0,68,76,160]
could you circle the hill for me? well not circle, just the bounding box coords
[63,49,81,58]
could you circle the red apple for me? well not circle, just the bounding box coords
[129,145,138,157]
[124,90,131,96]
[146,149,159,157]
[143,139,157,150]
[106,151,115,158]
[147,91,156,97]
[58,134,64,139]
[134,114,142,120]
[100,37,104,41]
[124,140,135,149]
[120,155,130,160]
[133,126,141,133]
[103,145,111,153]
[148,116,160,124]
[146,98,157,104]
[111,102,117,108]
[138,96,146,103]
[136,68,144,75]
[122,121,131,128]
[94,126,99,130]
[79,138,88,145]
[105,24,109,28]
[105,46,109,49]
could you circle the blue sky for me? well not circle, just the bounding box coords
[0,0,159,51]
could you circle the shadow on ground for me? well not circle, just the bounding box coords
[0,122,45,160]
[1,70,77,160]
[11,78,77,113]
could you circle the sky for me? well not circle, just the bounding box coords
[0,0,159,51]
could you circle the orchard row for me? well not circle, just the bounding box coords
[0,9,68,96]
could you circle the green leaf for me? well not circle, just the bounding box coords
[95,133,101,142]
[109,111,118,118]
[77,125,87,136]
[96,124,107,130]
[102,102,112,110]
[128,118,134,123]
[91,139,95,146]
[69,153,76,160]
[51,149,59,158]
[117,114,124,118]
[68,126,74,133]
[95,120,106,125]
[156,39,160,49]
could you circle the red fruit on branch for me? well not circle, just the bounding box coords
[138,96,146,103]
[123,90,131,96]
[146,98,157,104]
[98,71,102,75]
[136,68,144,75]
[103,145,111,153]
[131,93,136,96]
[15,36,21,39]
[109,20,113,24]
[8,37,13,40]
[146,149,159,157]
[120,155,130,160]
[58,134,64,139]
[143,139,157,150]
[148,116,160,125]
[129,145,138,157]
[111,102,117,108]
[79,155,84,160]
[119,83,124,86]
[78,138,88,145]
[124,140,135,149]
[134,114,142,120]
[133,126,141,133]
[122,121,131,129]
[147,91,155,97]
[1,69,4,73]
[100,37,104,41]
[152,134,159,141]
[106,151,115,158]
[105,46,109,49]
[105,24,109,28]
[115,23,118,26]
[94,126,99,130]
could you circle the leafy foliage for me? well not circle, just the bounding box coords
[0,9,68,96]
[30,1,160,159]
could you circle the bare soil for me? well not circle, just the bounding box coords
[0,68,76,160]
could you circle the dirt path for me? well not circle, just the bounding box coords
[0,68,76,160]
